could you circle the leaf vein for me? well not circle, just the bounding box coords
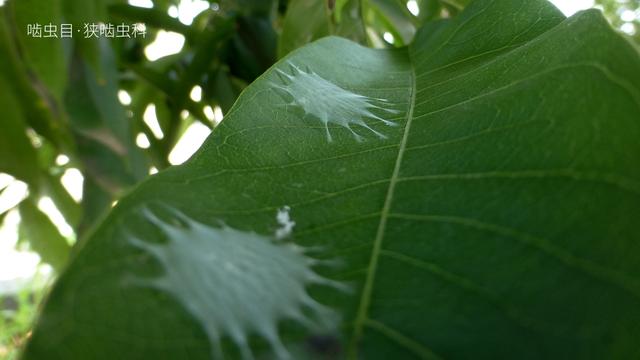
[364,319,443,360]
[397,169,640,195]
[349,51,418,357]
[389,213,640,300]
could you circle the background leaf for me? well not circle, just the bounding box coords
[278,0,366,57]
[18,198,71,272]
[0,77,39,186]
[365,0,418,46]
[7,0,67,103]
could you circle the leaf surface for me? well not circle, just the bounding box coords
[25,0,640,359]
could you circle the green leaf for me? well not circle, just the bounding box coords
[0,208,9,227]
[414,0,444,22]
[174,16,234,109]
[61,0,106,72]
[204,67,246,114]
[43,174,82,228]
[278,0,332,58]
[18,198,71,272]
[439,0,471,14]
[0,185,13,226]
[218,0,278,17]
[76,176,113,240]
[25,0,640,359]
[278,0,366,58]
[0,7,73,152]
[366,0,418,46]
[333,0,367,45]
[0,75,40,185]
[65,44,148,193]
[229,16,278,80]
[7,0,67,103]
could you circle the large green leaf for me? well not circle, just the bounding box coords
[25,0,640,358]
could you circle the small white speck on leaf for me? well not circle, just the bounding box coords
[276,206,296,240]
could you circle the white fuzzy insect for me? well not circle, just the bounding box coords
[272,63,399,142]
[126,207,347,360]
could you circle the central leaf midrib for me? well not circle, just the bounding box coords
[348,52,418,357]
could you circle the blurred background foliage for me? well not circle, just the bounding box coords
[0,0,638,357]
[597,0,639,42]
